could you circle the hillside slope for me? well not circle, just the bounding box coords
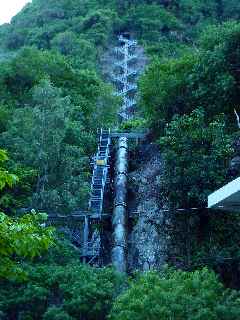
[1,1,240,319]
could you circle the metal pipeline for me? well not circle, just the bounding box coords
[112,137,128,273]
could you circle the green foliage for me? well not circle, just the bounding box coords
[124,4,182,42]
[0,148,54,281]
[15,49,100,99]
[0,46,118,212]
[159,109,232,208]
[78,8,118,47]
[0,149,18,191]
[186,211,240,270]
[0,47,85,105]
[0,2,240,316]
[0,210,54,280]
[1,80,92,212]
[109,268,240,320]
[51,31,81,56]
[137,18,240,283]
[199,20,240,50]
[0,105,11,133]
[43,307,74,320]
[2,0,239,63]
[0,165,37,214]
[119,118,147,132]
[140,21,240,133]
[140,54,196,131]
[221,0,240,20]
[0,252,123,320]
[51,34,96,69]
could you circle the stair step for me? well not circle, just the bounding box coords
[91,190,102,195]
[94,176,103,179]
[90,204,101,208]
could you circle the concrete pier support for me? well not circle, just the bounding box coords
[112,137,128,272]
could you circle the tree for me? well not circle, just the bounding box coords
[0,210,54,280]
[0,47,80,106]
[139,54,196,133]
[159,109,233,208]
[1,79,95,212]
[30,79,71,211]
[51,31,81,56]
[109,268,240,320]
[51,34,97,69]
[140,21,240,133]
[221,0,240,20]
[0,260,122,320]
[0,149,54,280]
[0,149,18,191]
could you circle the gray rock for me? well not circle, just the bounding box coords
[128,145,170,271]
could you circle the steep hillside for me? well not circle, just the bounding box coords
[1,1,240,319]
[0,0,239,213]
[2,0,240,58]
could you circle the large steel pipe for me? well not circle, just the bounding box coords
[112,137,128,273]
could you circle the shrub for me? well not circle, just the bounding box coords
[109,268,240,320]
[0,261,123,320]
[159,109,232,208]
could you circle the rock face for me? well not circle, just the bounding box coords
[128,142,169,271]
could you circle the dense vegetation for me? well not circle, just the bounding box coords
[0,44,118,214]
[110,268,240,320]
[0,149,54,281]
[139,20,240,280]
[1,0,240,214]
[0,243,122,320]
[1,0,240,319]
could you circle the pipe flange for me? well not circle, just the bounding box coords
[114,201,127,208]
[115,171,128,176]
[118,145,128,151]
[112,244,128,250]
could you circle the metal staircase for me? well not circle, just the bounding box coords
[81,128,111,263]
[113,35,139,121]
[89,128,111,216]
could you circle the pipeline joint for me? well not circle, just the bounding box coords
[114,201,127,208]
[115,171,128,176]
